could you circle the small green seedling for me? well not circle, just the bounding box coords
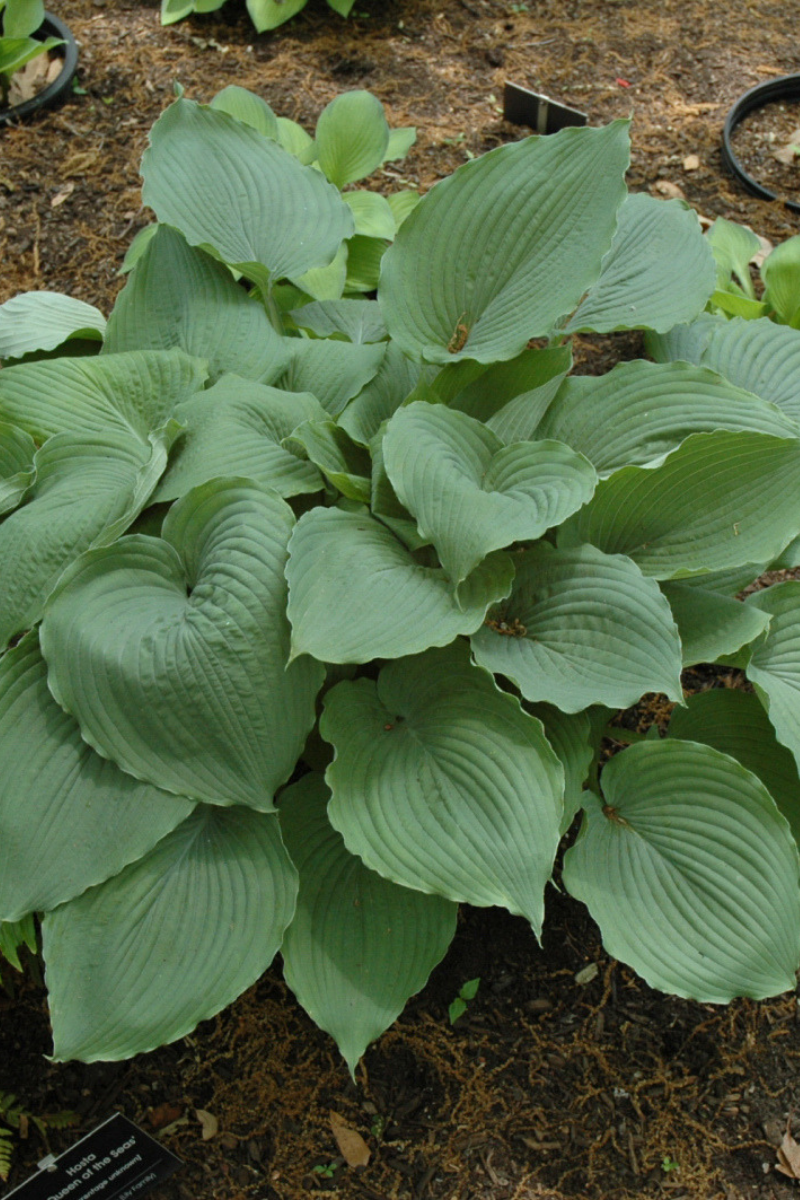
[311,1161,339,1178]
[449,977,480,1025]
[661,1155,679,1174]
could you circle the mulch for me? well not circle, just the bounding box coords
[2,1,800,1198]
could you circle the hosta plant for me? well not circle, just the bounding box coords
[0,0,63,107]
[3,88,800,1073]
[705,216,800,327]
[162,0,361,36]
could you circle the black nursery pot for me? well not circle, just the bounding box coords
[722,74,800,215]
[0,11,79,126]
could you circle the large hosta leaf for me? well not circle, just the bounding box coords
[560,431,800,578]
[471,543,682,712]
[526,703,594,834]
[103,226,291,385]
[0,429,171,648]
[382,402,597,585]
[563,740,800,1001]
[0,348,207,444]
[0,634,194,922]
[280,774,457,1075]
[41,481,324,810]
[154,376,325,502]
[337,342,428,445]
[290,298,387,344]
[321,642,564,933]
[667,688,800,844]
[451,345,572,444]
[141,100,354,294]
[379,122,629,364]
[44,805,298,1062]
[746,582,800,775]
[286,507,514,663]
[0,421,36,515]
[0,291,105,361]
[648,314,800,426]
[564,193,715,334]
[536,360,797,476]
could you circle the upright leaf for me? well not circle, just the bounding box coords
[321,642,564,935]
[315,91,390,187]
[141,100,354,294]
[379,122,630,363]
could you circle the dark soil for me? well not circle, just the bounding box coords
[2,2,800,1199]
[731,100,800,203]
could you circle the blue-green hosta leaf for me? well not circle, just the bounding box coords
[277,338,386,418]
[660,581,771,666]
[41,481,324,810]
[0,348,207,444]
[0,421,35,515]
[321,641,564,933]
[560,431,800,579]
[0,430,172,648]
[387,190,420,230]
[0,35,62,78]
[103,226,290,385]
[526,703,594,834]
[0,915,37,972]
[762,235,800,327]
[706,217,760,297]
[344,235,386,293]
[563,740,800,1001]
[0,292,105,361]
[536,360,798,477]
[289,298,387,344]
[746,582,800,775]
[44,805,297,1062]
[276,116,315,162]
[246,0,307,30]
[648,314,800,426]
[384,127,417,162]
[285,419,371,502]
[451,345,571,444]
[379,122,629,364]
[154,376,325,502]
[564,193,715,334]
[286,507,514,663]
[471,543,682,713]
[369,433,431,551]
[3,0,45,37]
[344,192,396,239]
[0,634,194,923]
[338,343,430,445]
[315,91,390,188]
[382,402,597,586]
[141,100,354,294]
[280,773,457,1075]
[210,85,279,140]
[293,243,348,303]
[667,688,800,845]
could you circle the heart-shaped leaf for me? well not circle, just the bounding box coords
[41,480,324,810]
[321,641,564,934]
[44,804,298,1061]
[287,507,514,663]
[383,402,597,585]
[315,91,390,187]
[471,543,683,712]
[280,773,457,1075]
[563,740,800,1002]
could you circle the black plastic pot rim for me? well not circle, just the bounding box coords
[0,11,78,127]
[721,73,800,215]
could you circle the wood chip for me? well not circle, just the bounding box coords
[683,154,700,171]
[330,1110,370,1168]
[196,1109,219,1140]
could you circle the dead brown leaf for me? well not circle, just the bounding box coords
[196,1109,219,1141]
[652,180,686,200]
[50,183,75,208]
[147,1102,183,1130]
[776,1126,800,1179]
[772,130,800,167]
[329,1111,370,1168]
